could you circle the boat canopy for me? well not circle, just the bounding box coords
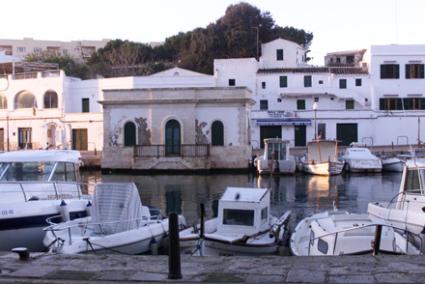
[0,150,81,164]
[91,183,147,235]
[344,148,378,160]
[307,140,338,163]
[263,138,289,161]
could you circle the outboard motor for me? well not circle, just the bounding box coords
[59,200,70,222]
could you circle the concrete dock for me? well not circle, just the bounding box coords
[0,253,424,283]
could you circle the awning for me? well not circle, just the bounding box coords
[254,118,312,126]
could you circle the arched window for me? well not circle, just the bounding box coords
[44,90,58,108]
[15,90,36,109]
[0,94,7,109]
[165,119,181,155]
[123,121,136,146]
[211,121,224,146]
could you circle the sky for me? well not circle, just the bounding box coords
[1,0,424,65]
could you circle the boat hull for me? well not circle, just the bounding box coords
[302,161,344,176]
[382,160,404,172]
[345,159,382,173]
[257,159,296,175]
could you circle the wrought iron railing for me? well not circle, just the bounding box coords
[134,144,210,158]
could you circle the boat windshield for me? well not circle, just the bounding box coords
[266,142,286,160]
[223,209,254,226]
[404,169,424,195]
[0,161,77,182]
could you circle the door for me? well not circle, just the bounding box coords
[47,124,56,148]
[18,128,32,149]
[337,123,358,146]
[260,126,281,148]
[0,128,4,151]
[294,125,306,146]
[72,129,88,151]
[165,120,181,156]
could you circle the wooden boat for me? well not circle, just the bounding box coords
[301,140,344,176]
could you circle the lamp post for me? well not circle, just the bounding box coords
[313,102,318,140]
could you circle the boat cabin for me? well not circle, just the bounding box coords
[0,150,83,202]
[263,138,289,161]
[344,147,378,160]
[398,159,425,201]
[307,140,339,164]
[216,187,270,236]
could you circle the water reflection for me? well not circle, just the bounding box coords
[81,171,402,229]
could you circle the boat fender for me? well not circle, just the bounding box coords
[59,200,70,222]
[86,201,92,216]
[270,224,281,239]
[149,238,159,255]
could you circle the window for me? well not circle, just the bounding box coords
[404,170,421,194]
[18,128,32,149]
[44,90,58,108]
[228,79,236,86]
[276,49,284,61]
[33,47,42,53]
[318,80,323,84]
[52,162,76,182]
[304,75,312,87]
[339,79,347,89]
[406,64,424,79]
[346,55,354,64]
[260,100,268,110]
[379,98,403,110]
[261,81,266,89]
[355,78,362,86]
[403,98,425,110]
[15,90,36,109]
[211,121,224,146]
[279,76,287,88]
[0,94,7,109]
[314,97,319,102]
[345,99,354,110]
[223,209,254,226]
[277,98,282,103]
[317,238,329,254]
[124,121,136,146]
[82,98,89,113]
[297,99,306,110]
[318,123,326,140]
[165,120,181,156]
[72,129,88,151]
[380,64,399,79]
[261,207,268,221]
[16,47,26,53]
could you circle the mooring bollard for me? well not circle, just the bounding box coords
[200,203,205,238]
[372,224,383,256]
[12,247,30,261]
[168,212,182,279]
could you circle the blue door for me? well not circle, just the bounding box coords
[165,120,181,156]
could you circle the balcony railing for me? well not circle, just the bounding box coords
[134,144,210,158]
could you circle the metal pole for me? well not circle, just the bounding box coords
[168,212,182,279]
[314,109,317,140]
[372,224,382,255]
[6,112,9,151]
[200,203,205,238]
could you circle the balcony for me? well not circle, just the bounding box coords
[134,144,210,158]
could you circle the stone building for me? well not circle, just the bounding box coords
[100,87,254,171]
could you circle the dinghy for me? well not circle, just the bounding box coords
[180,187,291,256]
[44,183,185,254]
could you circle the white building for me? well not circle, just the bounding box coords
[214,39,425,149]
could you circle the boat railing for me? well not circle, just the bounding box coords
[44,215,164,246]
[0,181,93,201]
[308,223,423,256]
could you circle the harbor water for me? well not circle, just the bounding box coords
[81,171,402,230]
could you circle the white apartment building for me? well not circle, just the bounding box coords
[0,38,109,61]
[214,38,425,149]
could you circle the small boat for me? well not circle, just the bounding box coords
[44,183,185,254]
[179,187,291,256]
[0,150,91,252]
[381,157,404,172]
[342,143,382,173]
[368,159,425,235]
[301,140,344,176]
[256,138,296,174]
[290,210,420,256]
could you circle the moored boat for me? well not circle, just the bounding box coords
[179,187,291,256]
[342,143,382,173]
[301,140,344,176]
[381,157,405,172]
[0,150,91,252]
[256,138,296,174]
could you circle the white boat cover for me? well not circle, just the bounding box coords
[91,183,144,235]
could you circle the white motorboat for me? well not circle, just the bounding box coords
[301,140,344,176]
[290,210,420,256]
[0,150,91,252]
[179,187,291,256]
[256,138,296,174]
[381,157,405,172]
[368,159,425,235]
[342,143,382,173]
[44,183,184,254]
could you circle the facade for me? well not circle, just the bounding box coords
[0,38,109,61]
[214,39,425,150]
